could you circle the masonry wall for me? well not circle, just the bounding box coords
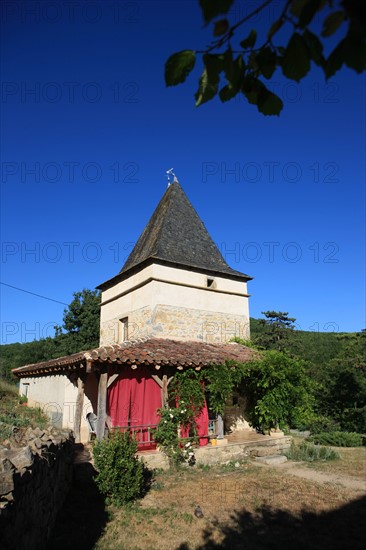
[0,427,74,550]
[100,263,250,345]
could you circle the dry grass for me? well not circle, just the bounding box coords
[48,447,366,550]
[93,461,364,550]
[302,446,366,480]
[289,436,366,479]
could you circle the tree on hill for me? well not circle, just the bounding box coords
[55,288,101,353]
[253,310,298,352]
[0,289,101,381]
[165,0,366,115]
[315,331,366,432]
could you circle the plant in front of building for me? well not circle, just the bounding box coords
[154,404,197,468]
[93,430,146,505]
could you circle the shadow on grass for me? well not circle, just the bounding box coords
[46,461,109,550]
[177,495,366,550]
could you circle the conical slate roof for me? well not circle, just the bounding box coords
[98,181,251,289]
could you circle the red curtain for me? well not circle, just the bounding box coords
[107,367,162,449]
[180,397,209,447]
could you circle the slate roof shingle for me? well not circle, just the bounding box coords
[98,181,251,289]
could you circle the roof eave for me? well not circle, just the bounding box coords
[97,257,252,291]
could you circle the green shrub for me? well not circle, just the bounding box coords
[93,430,146,505]
[285,441,339,462]
[310,431,363,447]
[307,415,341,434]
[340,407,366,434]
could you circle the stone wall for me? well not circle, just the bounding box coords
[0,427,74,550]
[100,304,250,345]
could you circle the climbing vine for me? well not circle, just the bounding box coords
[154,349,313,466]
[154,404,196,468]
[203,362,242,415]
[154,370,205,468]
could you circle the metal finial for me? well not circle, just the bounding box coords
[166,168,178,187]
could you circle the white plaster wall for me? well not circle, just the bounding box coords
[20,375,67,429]
[101,264,247,306]
[63,378,94,443]
[20,375,93,441]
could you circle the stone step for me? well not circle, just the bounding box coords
[249,446,284,457]
[255,455,288,465]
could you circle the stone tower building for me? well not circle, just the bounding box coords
[98,181,252,345]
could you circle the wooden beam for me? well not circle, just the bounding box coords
[74,375,85,444]
[96,372,108,440]
[151,374,163,388]
[86,360,94,373]
[107,373,119,388]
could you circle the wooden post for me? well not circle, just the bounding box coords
[162,375,168,408]
[74,373,85,444]
[152,374,173,409]
[96,372,108,440]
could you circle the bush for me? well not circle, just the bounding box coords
[310,431,364,447]
[285,441,339,462]
[93,430,146,505]
[307,415,340,434]
[340,407,366,434]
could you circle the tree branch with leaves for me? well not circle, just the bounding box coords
[165,0,366,115]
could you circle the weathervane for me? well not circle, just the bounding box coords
[166,167,179,186]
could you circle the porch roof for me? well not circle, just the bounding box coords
[12,338,255,377]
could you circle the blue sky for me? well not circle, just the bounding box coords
[1,0,365,345]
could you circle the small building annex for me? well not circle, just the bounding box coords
[12,180,254,444]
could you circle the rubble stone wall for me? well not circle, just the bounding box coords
[0,427,74,550]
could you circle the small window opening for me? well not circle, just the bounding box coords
[119,317,128,342]
[207,277,215,288]
[22,383,30,398]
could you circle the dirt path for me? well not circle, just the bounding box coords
[256,460,366,492]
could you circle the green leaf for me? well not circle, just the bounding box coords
[165,50,196,86]
[298,0,322,28]
[322,11,345,37]
[214,18,229,36]
[219,83,237,102]
[224,54,245,89]
[343,34,366,73]
[204,53,224,79]
[222,47,234,81]
[199,0,234,24]
[290,0,308,18]
[241,76,264,105]
[256,46,278,79]
[267,18,284,40]
[282,33,311,81]
[195,68,219,107]
[248,81,284,116]
[240,29,257,49]
[303,29,324,66]
[325,39,345,78]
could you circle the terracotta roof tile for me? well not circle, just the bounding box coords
[12,338,255,376]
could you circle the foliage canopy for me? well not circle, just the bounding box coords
[165,0,366,115]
